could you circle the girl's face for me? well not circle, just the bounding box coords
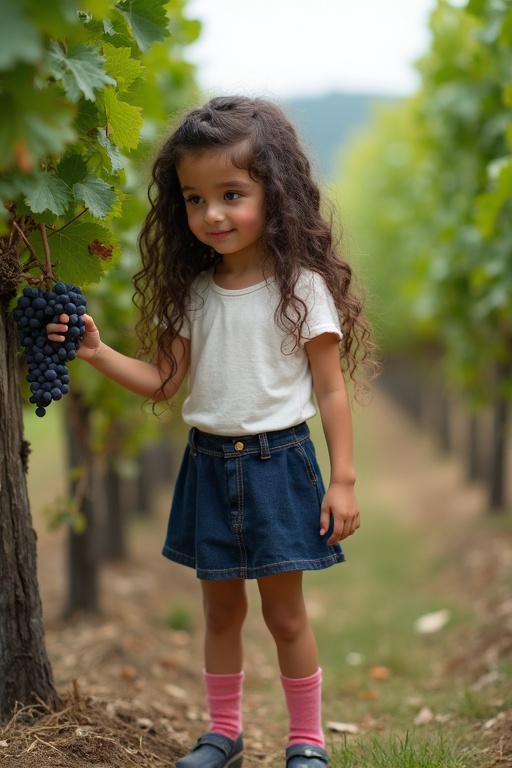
[177,149,265,265]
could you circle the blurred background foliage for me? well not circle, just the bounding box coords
[339,0,512,405]
[2,0,511,620]
[335,0,512,513]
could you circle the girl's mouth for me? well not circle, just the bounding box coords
[209,230,233,239]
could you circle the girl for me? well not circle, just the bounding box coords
[48,96,376,768]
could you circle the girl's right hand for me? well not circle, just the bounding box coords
[47,313,101,362]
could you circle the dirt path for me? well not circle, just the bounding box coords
[1,390,511,767]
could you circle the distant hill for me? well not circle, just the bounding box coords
[285,92,397,179]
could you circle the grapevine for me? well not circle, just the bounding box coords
[13,282,86,417]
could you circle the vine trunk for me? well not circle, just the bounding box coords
[0,295,60,721]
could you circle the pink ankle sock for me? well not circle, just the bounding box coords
[203,670,244,740]
[280,668,324,748]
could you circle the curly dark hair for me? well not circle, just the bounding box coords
[134,95,379,400]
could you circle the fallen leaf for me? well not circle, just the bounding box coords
[327,721,360,734]
[165,683,188,700]
[0,741,8,748]
[159,655,178,669]
[484,712,506,730]
[119,665,137,681]
[414,706,434,725]
[358,690,379,700]
[369,666,392,680]
[414,609,451,634]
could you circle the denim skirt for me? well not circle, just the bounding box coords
[162,422,345,580]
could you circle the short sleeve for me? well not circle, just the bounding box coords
[180,312,191,340]
[296,271,342,346]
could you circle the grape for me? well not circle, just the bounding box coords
[13,282,86,417]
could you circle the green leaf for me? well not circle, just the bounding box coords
[115,0,170,51]
[58,153,88,187]
[103,17,117,36]
[0,0,43,69]
[102,43,144,92]
[499,9,512,45]
[48,42,117,102]
[503,80,512,108]
[101,87,143,149]
[96,128,125,173]
[0,69,76,171]
[466,0,486,18]
[475,160,512,237]
[24,173,72,216]
[73,175,116,218]
[76,99,102,135]
[28,219,121,285]
[22,0,97,38]
[0,174,25,205]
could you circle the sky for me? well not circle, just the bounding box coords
[185,0,437,100]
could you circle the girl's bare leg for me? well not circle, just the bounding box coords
[200,578,248,673]
[257,571,318,677]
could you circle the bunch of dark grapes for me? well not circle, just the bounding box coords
[13,282,86,417]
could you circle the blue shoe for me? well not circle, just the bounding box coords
[176,732,243,768]
[285,744,329,768]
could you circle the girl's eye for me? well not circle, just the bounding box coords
[186,195,202,205]
[225,191,241,201]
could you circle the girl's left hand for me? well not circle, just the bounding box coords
[320,483,360,545]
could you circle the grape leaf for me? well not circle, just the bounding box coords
[75,99,102,137]
[504,80,512,108]
[27,220,121,285]
[467,0,486,16]
[96,128,125,173]
[101,88,143,149]
[499,10,512,45]
[103,17,117,36]
[475,161,512,237]
[24,173,72,216]
[102,43,144,92]
[0,0,43,69]
[73,175,116,218]
[0,73,76,171]
[58,154,88,187]
[48,42,117,102]
[115,0,170,51]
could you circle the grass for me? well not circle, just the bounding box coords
[331,732,472,767]
[163,601,196,632]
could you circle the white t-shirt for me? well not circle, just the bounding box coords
[179,268,342,436]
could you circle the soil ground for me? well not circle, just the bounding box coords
[1,390,511,767]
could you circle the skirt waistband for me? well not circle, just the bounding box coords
[189,422,310,459]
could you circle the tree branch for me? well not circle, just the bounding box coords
[39,224,56,282]
[46,207,89,238]
[11,220,42,267]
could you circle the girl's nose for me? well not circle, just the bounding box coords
[204,203,225,224]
